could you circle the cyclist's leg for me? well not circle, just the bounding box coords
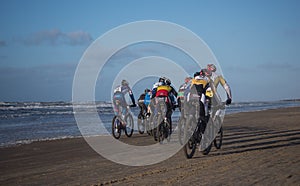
[177,97,181,112]
[138,101,144,116]
[198,99,207,134]
[112,99,119,116]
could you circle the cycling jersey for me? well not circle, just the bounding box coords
[113,84,136,116]
[177,82,190,99]
[210,72,232,99]
[144,92,151,106]
[190,78,209,97]
[156,85,172,97]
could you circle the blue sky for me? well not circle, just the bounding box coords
[0,0,299,102]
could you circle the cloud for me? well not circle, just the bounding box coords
[0,40,7,47]
[22,29,93,46]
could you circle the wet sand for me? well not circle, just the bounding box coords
[1,107,300,185]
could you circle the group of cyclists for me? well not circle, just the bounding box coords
[112,63,232,142]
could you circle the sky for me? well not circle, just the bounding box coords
[0,0,299,102]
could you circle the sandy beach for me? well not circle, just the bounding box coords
[1,107,299,185]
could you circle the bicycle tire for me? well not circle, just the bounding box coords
[112,116,121,139]
[165,118,171,142]
[214,126,223,149]
[183,116,197,159]
[202,143,212,155]
[157,114,163,142]
[137,114,145,134]
[124,114,134,137]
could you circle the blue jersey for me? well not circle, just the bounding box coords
[144,92,151,106]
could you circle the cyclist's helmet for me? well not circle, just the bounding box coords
[199,69,206,77]
[205,69,212,77]
[121,79,129,86]
[159,77,166,83]
[194,71,200,78]
[165,78,171,85]
[185,77,192,83]
[207,64,217,72]
[144,88,150,93]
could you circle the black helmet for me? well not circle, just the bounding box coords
[165,78,171,85]
[199,69,206,77]
[193,71,200,78]
[159,77,166,83]
[144,88,150,93]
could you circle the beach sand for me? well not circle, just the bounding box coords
[1,107,299,185]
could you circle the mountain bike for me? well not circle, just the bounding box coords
[112,103,134,139]
[183,99,212,159]
[152,97,171,143]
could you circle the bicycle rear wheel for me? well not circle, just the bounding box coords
[137,114,145,134]
[165,118,171,142]
[214,126,223,149]
[112,116,121,139]
[183,117,197,159]
[156,114,163,142]
[202,143,212,155]
[125,114,134,137]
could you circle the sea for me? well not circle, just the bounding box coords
[1,100,300,147]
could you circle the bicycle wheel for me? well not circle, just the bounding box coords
[177,117,185,145]
[145,116,152,136]
[112,116,121,139]
[183,117,197,159]
[158,122,164,143]
[155,114,163,142]
[165,118,171,142]
[150,112,158,141]
[124,114,134,137]
[137,114,145,134]
[202,143,212,155]
[214,126,223,149]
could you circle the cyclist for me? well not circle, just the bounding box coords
[185,69,210,134]
[138,88,151,117]
[151,77,178,134]
[177,76,192,113]
[206,64,232,105]
[151,77,166,98]
[112,79,136,124]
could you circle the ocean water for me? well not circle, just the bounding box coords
[0,100,300,147]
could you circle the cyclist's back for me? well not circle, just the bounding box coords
[113,80,136,116]
[138,89,151,116]
[152,77,176,133]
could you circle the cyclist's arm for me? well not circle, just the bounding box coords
[171,86,178,97]
[218,76,232,99]
[128,87,136,106]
